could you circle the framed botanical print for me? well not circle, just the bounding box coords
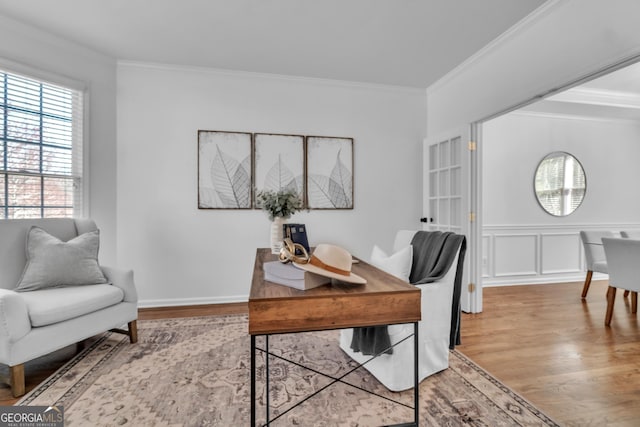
[253,133,305,207]
[198,130,253,209]
[306,136,354,209]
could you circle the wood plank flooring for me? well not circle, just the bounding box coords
[458,279,640,427]
[2,280,639,426]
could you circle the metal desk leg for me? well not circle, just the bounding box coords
[251,335,256,426]
[414,321,419,426]
[265,335,270,426]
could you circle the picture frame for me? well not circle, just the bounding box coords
[253,133,305,207]
[306,136,354,209]
[198,130,253,209]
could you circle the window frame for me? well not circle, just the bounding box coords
[0,59,87,219]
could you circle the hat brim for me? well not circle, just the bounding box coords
[293,262,367,284]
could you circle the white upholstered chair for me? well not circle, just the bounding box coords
[602,237,640,326]
[339,230,464,391]
[621,230,640,239]
[0,218,138,397]
[579,231,618,298]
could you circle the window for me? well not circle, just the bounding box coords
[0,68,83,219]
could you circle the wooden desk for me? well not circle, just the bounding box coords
[248,248,421,426]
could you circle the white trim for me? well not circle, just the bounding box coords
[481,224,640,287]
[0,57,87,91]
[484,272,607,287]
[484,223,640,232]
[549,87,640,109]
[138,295,248,309]
[510,109,640,124]
[81,89,91,218]
[117,60,425,95]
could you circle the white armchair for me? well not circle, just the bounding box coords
[339,230,465,391]
[0,218,138,397]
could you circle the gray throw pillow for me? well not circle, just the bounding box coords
[15,226,108,292]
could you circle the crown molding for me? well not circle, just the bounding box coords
[509,108,640,124]
[117,60,426,95]
[548,87,640,109]
[426,0,563,94]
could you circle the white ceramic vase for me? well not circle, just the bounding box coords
[270,216,286,254]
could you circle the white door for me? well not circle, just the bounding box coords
[424,126,481,313]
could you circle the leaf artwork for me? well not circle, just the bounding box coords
[198,131,252,209]
[253,133,305,208]
[330,148,352,205]
[209,144,251,208]
[308,150,353,208]
[263,155,300,193]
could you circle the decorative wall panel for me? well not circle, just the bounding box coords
[541,233,582,274]
[483,224,640,286]
[493,234,538,277]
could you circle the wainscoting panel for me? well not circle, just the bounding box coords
[541,233,582,274]
[482,235,490,278]
[493,234,537,277]
[483,224,640,286]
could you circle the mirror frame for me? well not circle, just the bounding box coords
[533,151,586,217]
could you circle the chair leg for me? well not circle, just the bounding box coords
[632,292,638,314]
[10,364,25,398]
[624,290,630,298]
[128,320,138,343]
[605,286,617,326]
[581,271,593,298]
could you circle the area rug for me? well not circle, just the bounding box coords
[18,315,559,426]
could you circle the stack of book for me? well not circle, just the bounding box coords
[263,261,330,290]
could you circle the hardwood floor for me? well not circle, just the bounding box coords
[458,280,640,427]
[2,281,638,426]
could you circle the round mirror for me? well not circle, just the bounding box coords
[534,152,586,216]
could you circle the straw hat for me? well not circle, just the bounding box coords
[294,244,366,284]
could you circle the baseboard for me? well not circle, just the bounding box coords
[138,295,248,309]
[483,272,607,287]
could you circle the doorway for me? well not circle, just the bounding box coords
[477,59,640,292]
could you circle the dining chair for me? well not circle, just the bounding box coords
[602,237,640,326]
[621,230,640,239]
[579,231,617,298]
[618,231,640,298]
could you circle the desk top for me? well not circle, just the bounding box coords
[248,248,421,335]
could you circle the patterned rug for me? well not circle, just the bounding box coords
[17,315,559,426]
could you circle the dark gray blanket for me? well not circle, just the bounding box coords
[350,231,466,356]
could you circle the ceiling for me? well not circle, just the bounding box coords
[580,61,640,94]
[0,0,547,88]
[522,61,640,121]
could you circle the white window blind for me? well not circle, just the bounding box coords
[0,68,83,219]
[535,154,585,216]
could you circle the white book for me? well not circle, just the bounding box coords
[263,261,330,290]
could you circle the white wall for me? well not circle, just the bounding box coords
[483,112,640,225]
[117,62,426,306]
[426,0,640,291]
[482,112,640,285]
[0,14,118,265]
[427,0,640,135]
